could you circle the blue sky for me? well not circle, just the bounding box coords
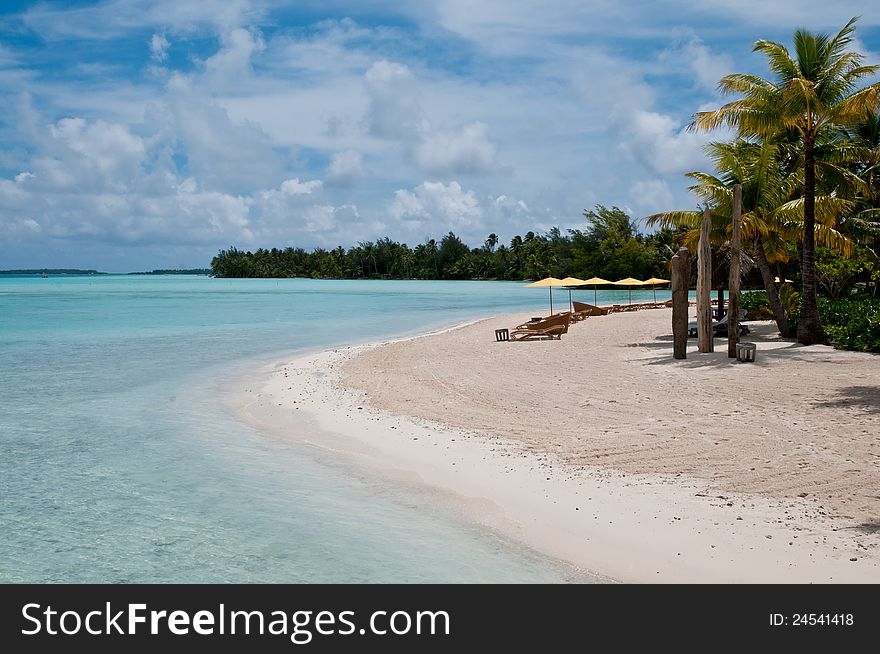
[1,1,879,271]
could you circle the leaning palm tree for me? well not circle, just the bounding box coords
[650,139,854,335]
[690,17,880,344]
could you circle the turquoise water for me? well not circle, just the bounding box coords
[0,276,670,583]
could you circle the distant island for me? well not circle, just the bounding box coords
[1,268,212,276]
[0,269,106,275]
[127,269,212,275]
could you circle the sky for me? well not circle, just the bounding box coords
[1,1,879,271]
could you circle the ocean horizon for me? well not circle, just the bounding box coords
[0,275,671,583]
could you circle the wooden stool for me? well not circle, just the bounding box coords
[495,328,509,342]
[735,341,756,362]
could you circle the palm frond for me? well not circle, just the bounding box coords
[646,210,702,229]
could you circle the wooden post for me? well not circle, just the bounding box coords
[671,247,690,359]
[697,207,713,352]
[728,184,742,357]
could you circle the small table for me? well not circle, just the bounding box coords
[495,328,509,342]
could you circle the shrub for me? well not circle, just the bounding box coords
[819,296,880,353]
[740,290,773,320]
[738,291,879,351]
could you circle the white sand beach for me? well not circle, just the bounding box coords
[240,308,880,582]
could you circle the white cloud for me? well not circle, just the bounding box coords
[389,181,482,229]
[363,60,500,176]
[628,178,676,218]
[493,194,529,213]
[659,36,733,93]
[202,27,265,90]
[614,109,710,176]
[162,79,285,192]
[382,180,542,243]
[364,59,422,140]
[0,44,20,68]
[325,150,366,187]
[280,178,322,194]
[21,0,262,40]
[413,122,497,176]
[432,0,634,54]
[49,118,146,189]
[677,1,880,30]
[150,33,170,62]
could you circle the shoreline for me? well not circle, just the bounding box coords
[239,310,879,582]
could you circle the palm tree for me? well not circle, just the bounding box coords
[485,233,499,252]
[691,17,880,344]
[426,238,440,278]
[509,235,524,277]
[649,139,854,334]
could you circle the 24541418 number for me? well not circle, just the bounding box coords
[770,613,854,626]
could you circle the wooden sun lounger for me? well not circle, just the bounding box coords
[509,313,571,340]
[515,311,574,330]
[570,306,590,321]
[572,301,609,317]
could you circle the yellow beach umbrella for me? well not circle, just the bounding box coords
[559,277,588,312]
[643,277,670,304]
[580,276,612,306]
[613,277,648,305]
[774,276,794,284]
[524,277,567,314]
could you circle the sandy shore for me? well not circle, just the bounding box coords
[241,308,879,582]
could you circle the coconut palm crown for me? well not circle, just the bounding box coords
[689,16,880,344]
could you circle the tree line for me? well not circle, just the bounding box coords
[210,206,680,282]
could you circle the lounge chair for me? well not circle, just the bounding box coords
[514,312,571,330]
[570,305,590,321]
[688,309,749,337]
[509,313,571,340]
[573,301,609,317]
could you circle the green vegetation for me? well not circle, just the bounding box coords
[742,290,880,352]
[211,206,677,281]
[654,17,880,350]
[820,296,880,352]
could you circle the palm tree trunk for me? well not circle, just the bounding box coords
[798,136,825,344]
[753,238,789,335]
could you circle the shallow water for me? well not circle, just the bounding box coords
[0,275,670,582]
